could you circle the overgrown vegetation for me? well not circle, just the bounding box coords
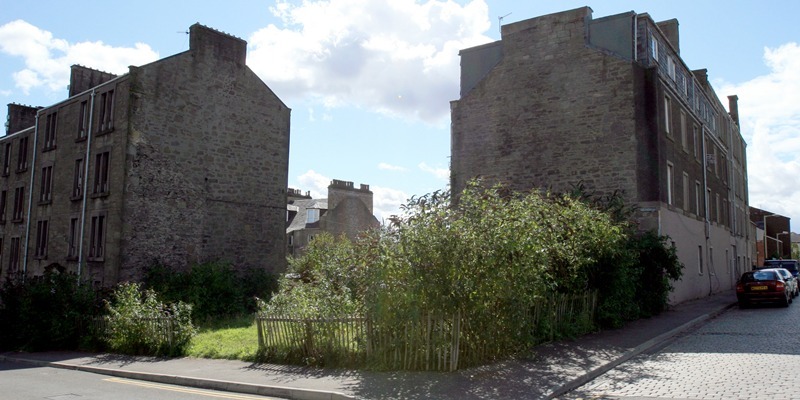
[0,269,98,352]
[144,262,278,321]
[262,180,684,367]
[103,282,196,356]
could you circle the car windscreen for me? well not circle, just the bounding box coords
[744,271,779,282]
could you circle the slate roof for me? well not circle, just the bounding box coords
[287,199,328,233]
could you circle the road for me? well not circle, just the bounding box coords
[564,301,800,399]
[0,360,283,400]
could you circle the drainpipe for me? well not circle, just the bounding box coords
[22,114,40,280]
[77,89,96,281]
[700,122,713,295]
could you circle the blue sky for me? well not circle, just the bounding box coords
[1,1,799,225]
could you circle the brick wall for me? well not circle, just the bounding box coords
[121,24,290,278]
[451,7,640,203]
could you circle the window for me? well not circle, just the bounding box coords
[39,165,53,203]
[78,100,89,139]
[72,158,84,199]
[680,112,687,152]
[707,188,712,219]
[664,96,671,135]
[668,57,676,80]
[88,214,105,261]
[666,162,674,205]
[16,136,28,172]
[307,208,320,224]
[695,181,701,216]
[34,219,49,259]
[2,143,10,176]
[693,125,699,159]
[9,237,20,274]
[287,234,293,247]
[97,90,114,133]
[93,152,110,195]
[650,36,659,61]
[12,186,24,222]
[716,194,721,223]
[44,112,57,150]
[68,217,79,259]
[698,245,704,275]
[0,190,6,224]
[682,173,689,211]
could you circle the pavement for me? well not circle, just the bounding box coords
[0,290,737,400]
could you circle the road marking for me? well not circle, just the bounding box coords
[104,377,276,399]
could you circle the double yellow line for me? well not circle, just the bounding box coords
[104,377,277,399]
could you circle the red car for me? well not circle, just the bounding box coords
[736,270,792,308]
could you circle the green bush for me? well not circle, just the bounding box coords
[144,262,278,321]
[263,181,630,366]
[264,233,364,318]
[104,282,195,356]
[0,269,98,351]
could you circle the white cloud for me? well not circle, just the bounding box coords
[296,169,331,198]
[378,162,407,172]
[372,185,410,223]
[0,19,159,95]
[718,42,800,224]
[418,161,449,181]
[247,0,493,123]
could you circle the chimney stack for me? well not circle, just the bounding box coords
[728,95,740,126]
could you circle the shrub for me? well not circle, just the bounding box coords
[0,269,98,352]
[265,233,362,317]
[104,282,195,356]
[144,262,278,321]
[262,180,629,366]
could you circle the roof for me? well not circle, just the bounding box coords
[286,199,328,233]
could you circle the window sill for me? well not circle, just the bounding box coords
[38,200,52,206]
[43,145,57,153]
[70,195,83,202]
[76,135,87,143]
[96,127,114,136]
[11,218,23,224]
[66,256,78,262]
[15,167,27,174]
[87,257,105,263]
[91,192,110,199]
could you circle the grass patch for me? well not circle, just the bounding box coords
[187,315,260,361]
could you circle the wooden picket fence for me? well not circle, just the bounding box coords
[256,291,597,371]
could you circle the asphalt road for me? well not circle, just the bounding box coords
[563,300,800,399]
[0,360,284,400]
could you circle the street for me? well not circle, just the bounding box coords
[0,360,283,400]
[564,301,800,399]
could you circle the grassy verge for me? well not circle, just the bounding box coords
[187,315,260,361]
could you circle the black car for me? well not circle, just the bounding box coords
[764,259,800,281]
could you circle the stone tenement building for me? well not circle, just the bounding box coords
[1,24,290,286]
[450,7,751,303]
[286,179,380,255]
